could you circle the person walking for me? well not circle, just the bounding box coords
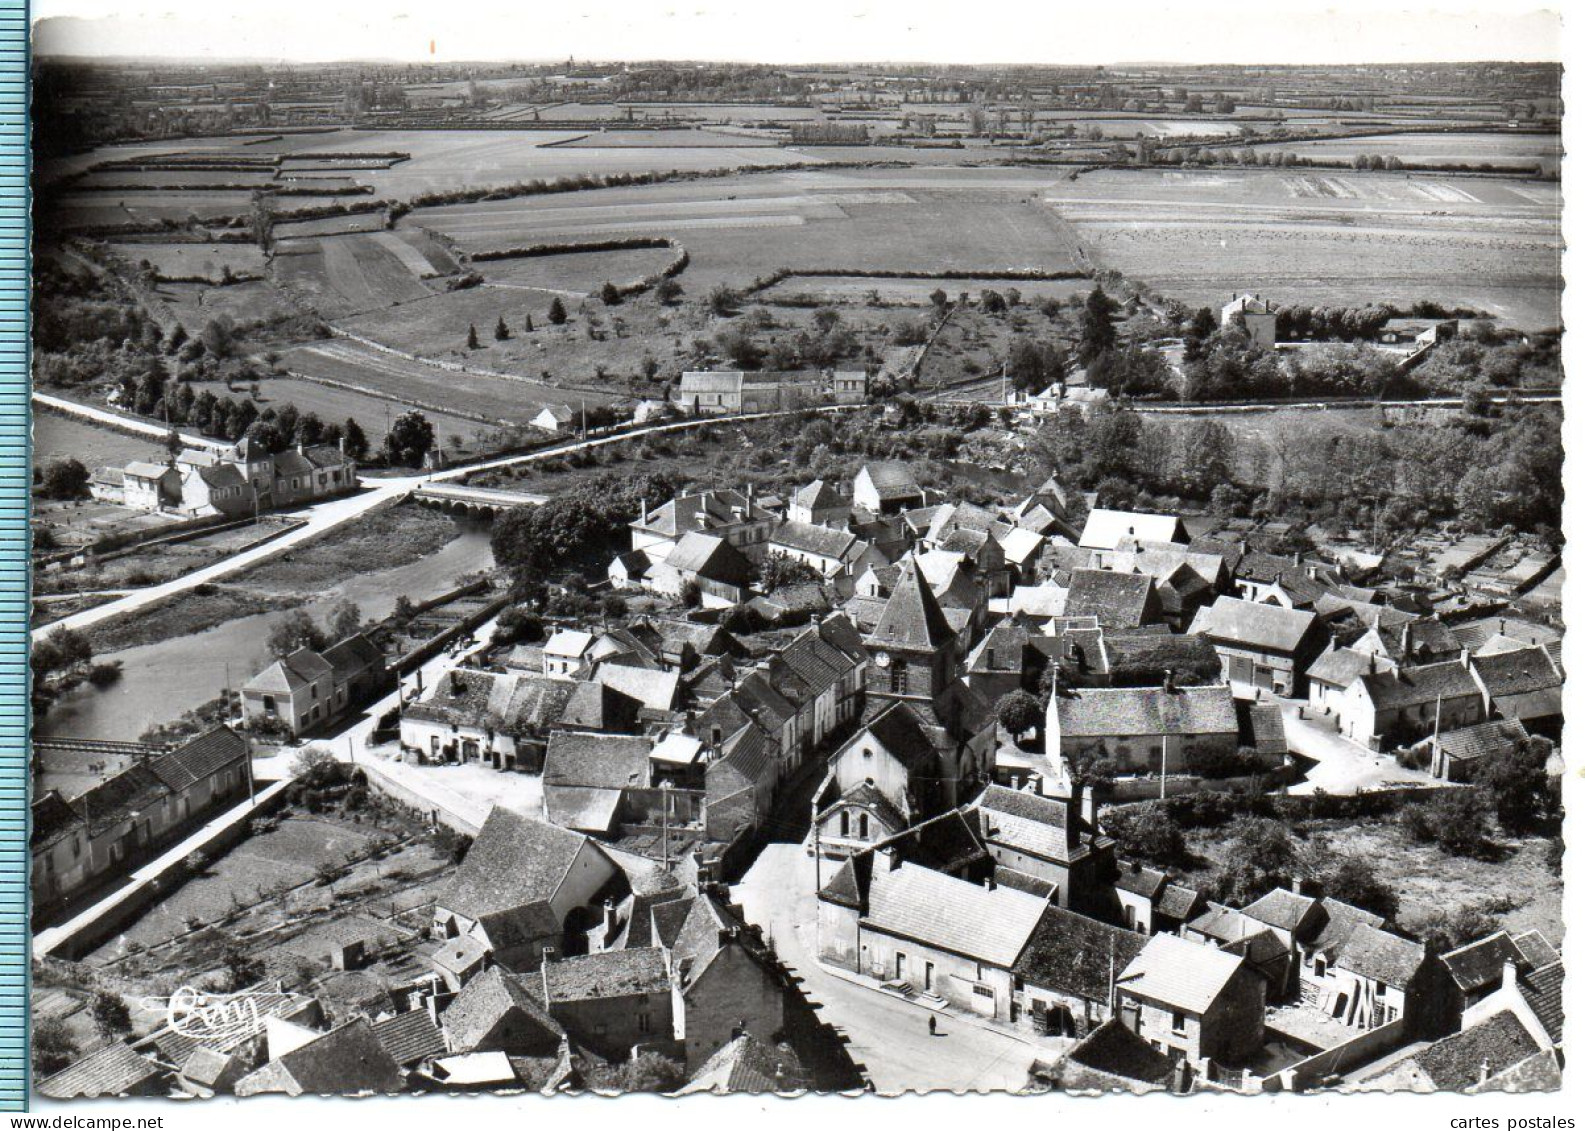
[928,1014,938,1036]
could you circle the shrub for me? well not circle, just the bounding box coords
[1103,802,1187,865]
[90,990,132,1038]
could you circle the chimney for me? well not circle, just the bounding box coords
[696,510,710,530]
[1291,876,1303,894]
[1163,668,1176,694]
[983,875,996,891]
[1401,623,1412,654]
[1478,1058,1492,1086]
[603,897,618,939]
[1367,654,1377,676]
[449,671,464,696]
[1080,784,1096,827]
[1131,860,1141,874]
[1501,958,1519,993]
[1459,647,1471,670]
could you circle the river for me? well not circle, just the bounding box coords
[36,525,496,741]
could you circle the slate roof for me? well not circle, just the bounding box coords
[1471,646,1563,718]
[1440,931,1530,994]
[680,370,745,394]
[1013,904,1148,1003]
[859,700,937,772]
[1060,1019,1175,1090]
[1190,596,1319,654]
[370,1010,448,1067]
[632,489,771,538]
[1054,684,1238,740]
[147,725,248,791]
[1079,508,1186,551]
[1335,924,1425,988]
[971,785,1101,865]
[771,519,858,561]
[438,807,594,923]
[856,460,923,501]
[1241,888,1318,934]
[1309,896,1385,957]
[1241,701,1288,757]
[868,559,954,650]
[862,857,1048,966]
[1432,719,1530,766]
[1158,884,1204,922]
[38,1041,165,1099]
[679,1034,803,1095]
[1115,932,1248,1014]
[791,478,844,512]
[1308,648,1378,689]
[1114,861,1168,900]
[1511,930,1562,971]
[440,967,563,1055]
[539,947,669,1002]
[234,1019,403,1097]
[1519,962,1563,1044]
[544,786,623,835]
[1413,1010,1542,1091]
[1357,660,1482,710]
[179,1045,237,1089]
[665,531,755,585]
[1065,568,1157,629]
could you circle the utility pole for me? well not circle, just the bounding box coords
[660,779,672,870]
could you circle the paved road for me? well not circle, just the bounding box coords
[35,390,228,452]
[735,842,1062,1094]
[1280,699,1445,795]
[32,405,862,642]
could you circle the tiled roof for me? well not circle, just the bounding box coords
[1061,1019,1174,1089]
[74,763,169,838]
[438,807,593,921]
[440,968,563,1056]
[680,370,745,393]
[1079,508,1185,551]
[1114,861,1168,899]
[322,633,383,680]
[862,857,1048,966]
[179,1045,237,1088]
[31,790,80,851]
[1241,888,1318,933]
[1511,929,1561,971]
[871,808,989,875]
[1309,896,1385,956]
[771,519,857,560]
[234,1019,403,1097]
[971,785,1093,865]
[858,701,937,773]
[540,947,669,1002]
[543,730,652,792]
[147,725,248,791]
[1158,884,1203,921]
[1413,1010,1542,1091]
[1440,931,1529,994]
[1432,719,1530,766]
[857,461,923,499]
[1065,568,1157,629]
[1013,904,1147,1002]
[1190,596,1319,654]
[1115,932,1248,1014]
[544,786,623,835]
[1335,923,1424,988]
[1519,962,1563,1044]
[371,1010,447,1067]
[1358,660,1482,710]
[867,559,953,650]
[38,1041,165,1099]
[1054,684,1238,740]
[791,478,844,511]
[1472,645,1562,698]
[1308,648,1378,688]
[1187,901,1251,944]
[679,1034,802,1095]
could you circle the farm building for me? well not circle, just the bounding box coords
[1220,293,1278,348]
[678,371,745,414]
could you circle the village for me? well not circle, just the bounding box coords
[19,32,1569,1107]
[30,423,1565,1096]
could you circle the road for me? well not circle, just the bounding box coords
[32,404,862,642]
[1279,699,1445,795]
[734,842,1063,1094]
[35,390,228,452]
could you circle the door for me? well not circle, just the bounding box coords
[895,952,907,981]
[924,961,935,993]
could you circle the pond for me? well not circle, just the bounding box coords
[37,526,495,740]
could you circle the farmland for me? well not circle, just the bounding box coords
[270,230,458,318]
[33,411,166,469]
[1044,167,1563,328]
[473,245,680,294]
[105,240,267,282]
[184,376,495,450]
[153,279,301,334]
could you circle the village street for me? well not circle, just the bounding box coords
[735,842,1065,1094]
[1279,699,1444,795]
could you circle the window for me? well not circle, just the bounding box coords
[262,695,277,714]
[839,811,850,838]
[890,665,909,695]
[858,813,869,839]
[1376,980,1387,994]
[637,1012,652,1034]
[1314,957,1327,978]
[972,984,995,999]
[1171,1010,1186,1034]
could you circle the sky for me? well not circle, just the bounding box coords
[32,0,1563,65]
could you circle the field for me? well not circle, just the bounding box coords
[271,230,457,317]
[474,245,679,295]
[152,279,301,333]
[280,334,613,423]
[406,166,1084,292]
[186,375,493,448]
[33,410,165,468]
[762,272,1092,306]
[106,240,267,281]
[556,128,781,147]
[1278,131,1561,169]
[1045,168,1562,328]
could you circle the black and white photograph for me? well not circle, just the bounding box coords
[23,0,1572,1105]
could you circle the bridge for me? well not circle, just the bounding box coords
[32,737,170,759]
[411,482,550,516]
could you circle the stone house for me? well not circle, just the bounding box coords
[1113,932,1266,1067]
[1189,596,1329,697]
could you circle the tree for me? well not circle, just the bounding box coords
[929,287,949,310]
[342,417,369,461]
[1103,802,1186,864]
[1400,789,1493,857]
[221,944,265,991]
[492,605,545,645]
[32,626,92,679]
[267,609,327,659]
[600,281,622,306]
[466,323,480,349]
[39,458,90,500]
[995,690,1043,738]
[524,312,534,332]
[1474,736,1557,834]
[1322,855,1399,923]
[243,420,288,456]
[1215,817,1298,905]
[1078,285,1118,363]
[1413,906,1501,956]
[494,316,509,341]
[326,600,362,641]
[383,411,436,467]
[90,990,132,1038]
[758,554,820,592]
[32,1015,77,1079]
[548,297,568,325]
[1178,419,1236,499]
[1006,338,1066,394]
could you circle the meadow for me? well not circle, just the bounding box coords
[185,375,492,445]
[106,240,267,282]
[1276,130,1561,169]
[271,230,457,318]
[1044,168,1562,328]
[33,410,166,468]
[154,280,301,333]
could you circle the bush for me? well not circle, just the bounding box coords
[90,990,132,1038]
[32,1016,77,1078]
[1103,802,1187,865]
[1400,789,1493,857]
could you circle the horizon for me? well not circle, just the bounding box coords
[30,2,1564,67]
